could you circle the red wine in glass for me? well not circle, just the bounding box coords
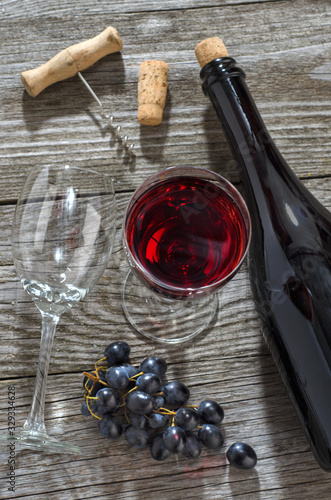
[122,166,251,343]
[126,176,249,296]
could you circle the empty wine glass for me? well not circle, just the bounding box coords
[122,166,251,344]
[9,164,116,453]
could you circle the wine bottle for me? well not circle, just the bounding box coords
[196,43,331,471]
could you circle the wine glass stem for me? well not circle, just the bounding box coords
[24,312,59,435]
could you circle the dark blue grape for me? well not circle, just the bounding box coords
[83,372,104,396]
[182,431,202,459]
[125,425,150,449]
[81,398,98,416]
[198,424,224,449]
[106,366,129,391]
[139,356,167,378]
[163,426,186,453]
[104,341,130,365]
[96,387,121,414]
[136,373,162,395]
[197,400,224,424]
[98,415,122,440]
[147,413,169,429]
[129,413,147,430]
[81,401,90,416]
[152,395,165,410]
[119,363,139,378]
[150,435,172,461]
[162,382,190,409]
[126,391,153,415]
[81,401,95,416]
[96,369,107,383]
[226,442,257,470]
[174,407,199,430]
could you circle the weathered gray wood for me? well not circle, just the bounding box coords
[1,0,331,498]
[0,0,330,201]
[0,0,285,19]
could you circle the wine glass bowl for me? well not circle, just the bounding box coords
[9,164,116,453]
[122,166,251,343]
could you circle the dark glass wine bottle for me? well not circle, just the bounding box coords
[200,57,331,471]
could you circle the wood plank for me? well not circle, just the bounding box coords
[0,0,330,201]
[1,0,283,19]
[1,365,331,499]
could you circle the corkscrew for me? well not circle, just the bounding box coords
[20,26,135,157]
[77,71,135,155]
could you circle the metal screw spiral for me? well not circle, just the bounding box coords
[78,72,135,157]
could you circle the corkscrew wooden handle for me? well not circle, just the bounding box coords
[21,26,123,97]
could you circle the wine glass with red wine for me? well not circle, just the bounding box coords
[122,166,251,343]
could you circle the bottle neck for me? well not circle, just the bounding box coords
[201,58,286,174]
[201,59,322,217]
[201,59,280,223]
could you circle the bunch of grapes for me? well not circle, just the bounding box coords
[81,341,257,469]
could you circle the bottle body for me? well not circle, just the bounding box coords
[200,58,331,470]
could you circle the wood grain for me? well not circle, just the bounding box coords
[0,0,283,19]
[0,0,331,498]
[1,0,330,200]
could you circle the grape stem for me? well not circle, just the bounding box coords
[83,371,108,396]
[83,371,99,382]
[123,386,137,398]
[97,380,109,387]
[86,396,102,420]
[155,407,175,415]
[129,371,144,380]
[94,357,109,381]
[95,356,107,371]
[124,406,130,424]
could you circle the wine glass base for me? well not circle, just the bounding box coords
[0,429,82,455]
[122,270,218,344]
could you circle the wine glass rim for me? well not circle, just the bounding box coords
[123,166,252,296]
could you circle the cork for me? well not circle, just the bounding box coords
[195,37,229,68]
[138,60,169,126]
[21,26,123,97]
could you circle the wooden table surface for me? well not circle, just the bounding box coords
[1,0,331,498]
